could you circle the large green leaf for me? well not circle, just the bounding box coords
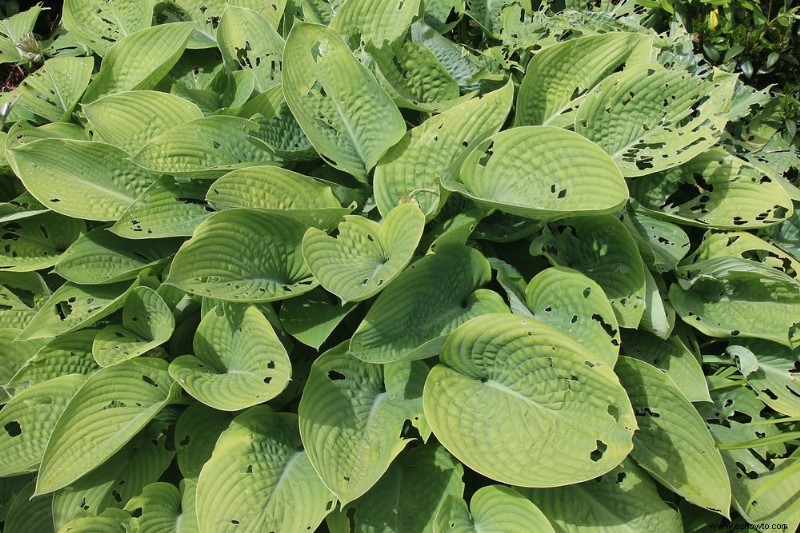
[0,272,50,331]
[521,459,683,532]
[525,267,621,366]
[0,374,85,476]
[443,126,628,219]
[93,287,175,367]
[196,406,336,533]
[302,203,425,303]
[217,5,284,93]
[283,22,406,181]
[433,486,555,533]
[0,212,84,272]
[623,209,691,272]
[279,288,358,349]
[6,330,99,393]
[123,482,181,532]
[59,509,132,533]
[62,0,156,56]
[298,343,429,504]
[169,304,291,411]
[13,57,94,122]
[733,340,800,417]
[35,358,178,495]
[54,229,180,285]
[615,356,731,515]
[629,149,793,229]
[424,313,637,487]
[175,403,233,480]
[344,444,464,533]
[575,64,733,177]
[530,215,646,328]
[515,32,652,126]
[349,244,508,363]
[84,90,204,154]
[330,0,421,47]
[0,330,46,403]
[679,230,800,277]
[82,22,195,103]
[7,139,156,221]
[373,82,513,219]
[3,479,53,533]
[166,209,316,302]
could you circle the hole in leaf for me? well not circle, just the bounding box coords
[142,375,159,387]
[4,421,22,437]
[590,440,607,462]
[328,370,345,381]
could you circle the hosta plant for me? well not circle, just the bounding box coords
[0,1,799,532]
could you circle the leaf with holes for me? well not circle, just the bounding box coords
[197,406,336,533]
[302,203,425,303]
[623,209,691,272]
[217,5,284,93]
[424,313,637,487]
[0,272,50,331]
[123,482,182,532]
[169,304,290,410]
[349,244,508,363]
[6,330,99,393]
[331,0,421,47]
[36,358,178,495]
[615,356,731,515]
[283,22,406,182]
[62,0,156,56]
[279,288,358,349]
[0,212,84,272]
[13,57,94,122]
[298,343,429,504]
[443,126,628,220]
[166,209,316,302]
[93,287,175,366]
[525,267,621,366]
[733,340,800,417]
[175,403,233,480]
[433,485,555,533]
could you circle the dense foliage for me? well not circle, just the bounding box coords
[0,1,799,532]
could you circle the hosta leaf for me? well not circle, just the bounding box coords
[4,121,88,150]
[521,459,683,533]
[423,313,637,487]
[615,356,731,515]
[197,406,336,533]
[0,191,48,224]
[93,287,175,366]
[302,204,425,303]
[239,85,316,161]
[769,208,800,260]
[331,0,421,47]
[530,215,646,328]
[110,177,212,239]
[36,358,178,494]
[516,32,652,126]
[217,5,284,93]
[6,330,99,393]
[629,149,793,229]
[433,486,555,533]
[7,139,156,221]
[55,230,180,285]
[620,330,710,403]
[344,444,465,533]
[131,116,278,177]
[82,23,195,103]
[0,212,84,272]
[84,91,204,154]
[525,267,621,366]
[349,244,508,363]
[443,126,628,219]
[169,304,291,411]
[283,22,406,181]
[124,482,181,532]
[0,374,85,476]
[410,21,484,93]
[639,269,675,339]
[298,343,429,504]
[17,280,136,341]
[575,64,732,177]
[734,340,800,417]
[14,57,94,122]
[175,403,232,480]
[0,272,50,331]
[62,0,156,56]
[0,331,48,398]
[279,288,357,349]
[166,209,316,302]
[623,210,691,272]
[60,508,132,533]
[3,479,53,533]
[680,230,800,277]
[374,82,513,219]
[51,415,176,530]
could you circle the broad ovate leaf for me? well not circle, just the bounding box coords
[196,406,335,533]
[279,288,357,349]
[175,403,233,480]
[0,212,84,272]
[217,5,284,93]
[14,57,94,122]
[516,32,652,126]
[62,0,156,56]
[7,139,156,221]
[615,356,731,515]
[93,287,175,366]
[525,267,621,366]
[331,0,421,47]
[35,358,178,495]
[283,22,406,181]
[623,209,691,272]
[433,486,555,533]
[167,209,316,302]
[302,203,425,303]
[443,126,628,219]
[735,340,800,417]
[349,244,508,363]
[299,343,429,504]
[6,330,99,393]
[374,82,513,219]
[424,313,637,487]
[84,90,204,154]
[169,304,291,411]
